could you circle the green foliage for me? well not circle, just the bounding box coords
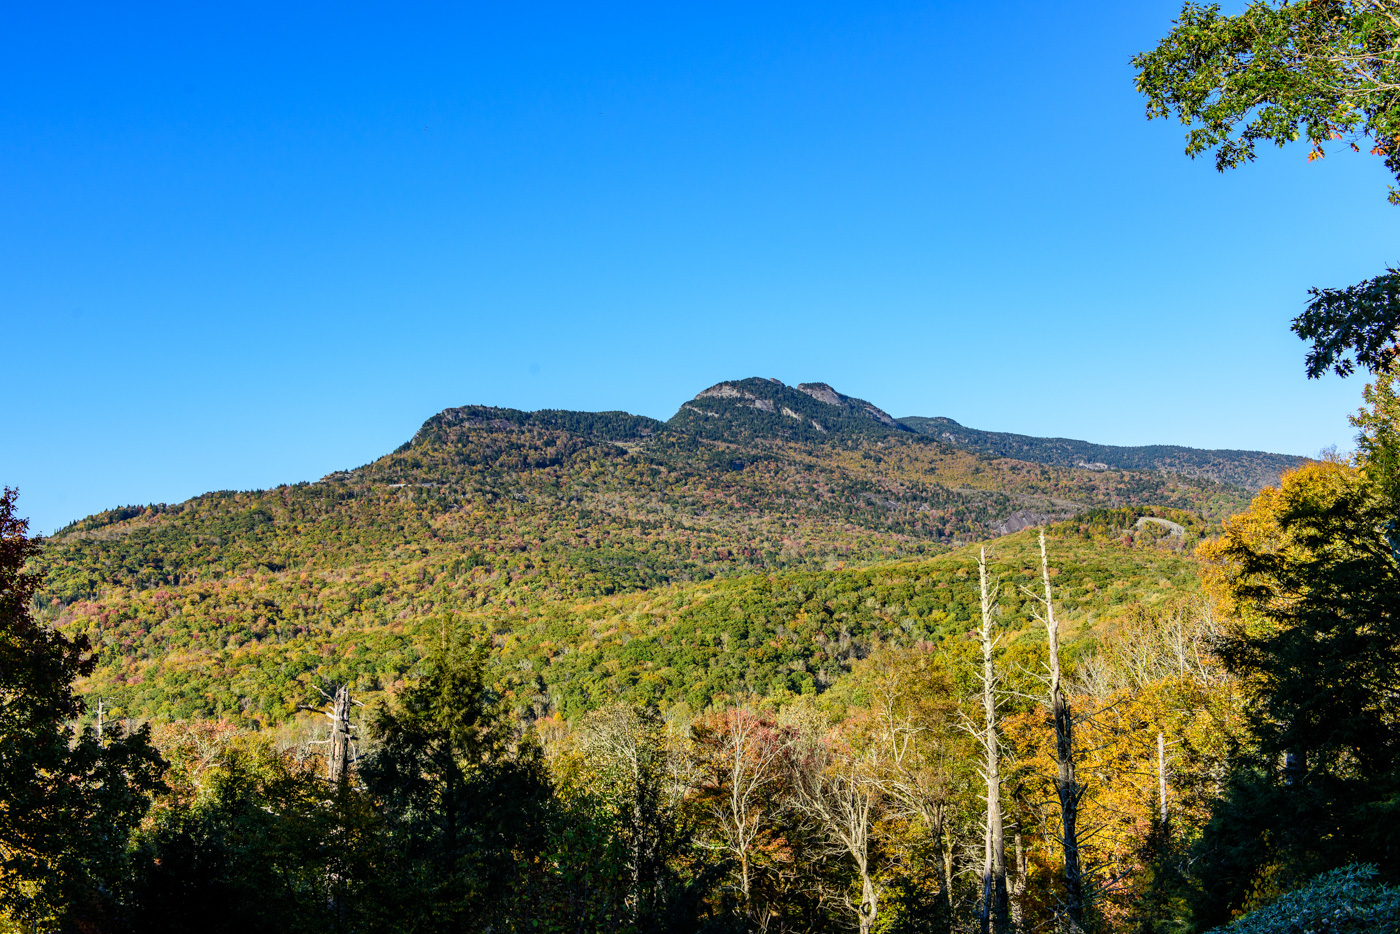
[1353,361,1400,506]
[122,736,395,934]
[404,405,665,451]
[1205,864,1400,934]
[1294,267,1400,379]
[1190,372,1400,923]
[1191,462,1400,921]
[6,382,1308,930]
[497,530,1200,718]
[0,488,166,929]
[1134,1,1400,202]
[360,621,553,931]
[28,401,1238,725]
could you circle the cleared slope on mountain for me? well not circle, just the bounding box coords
[899,415,1306,491]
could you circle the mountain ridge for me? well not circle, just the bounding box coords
[667,377,912,443]
[897,414,1306,492]
[390,377,1303,492]
[390,377,1302,493]
[31,374,1278,724]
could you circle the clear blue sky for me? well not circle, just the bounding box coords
[3,2,1394,533]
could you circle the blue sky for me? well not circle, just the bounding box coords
[3,1,1395,533]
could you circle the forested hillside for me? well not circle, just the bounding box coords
[14,374,1370,934]
[898,415,1307,491]
[30,378,1250,724]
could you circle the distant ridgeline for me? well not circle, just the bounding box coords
[31,376,1304,724]
[898,416,1305,492]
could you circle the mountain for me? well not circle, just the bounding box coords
[662,377,1304,490]
[28,377,1289,725]
[668,378,910,442]
[898,415,1305,491]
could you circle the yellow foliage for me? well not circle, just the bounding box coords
[1197,461,1360,627]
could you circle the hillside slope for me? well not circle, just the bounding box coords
[45,521,1200,724]
[28,377,1273,724]
[899,415,1306,491]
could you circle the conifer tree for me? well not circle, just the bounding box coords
[360,618,552,931]
[0,488,164,929]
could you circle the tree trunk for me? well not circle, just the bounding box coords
[1158,731,1168,835]
[328,685,352,784]
[857,868,879,934]
[1040,530,1084,931]
[977,548,1010,934]
[942,827,955,919]
[1284,748,1306,785]
[1011,812,1027,929]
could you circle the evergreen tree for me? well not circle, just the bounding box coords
[1193,372,1400,923]
[359,618,552,932]
[0,488,164,930]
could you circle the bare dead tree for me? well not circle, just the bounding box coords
[702,705,788,912]
[1010,805,1027,930]
[328,685,353,784]
[1031,529,1085,932]
[973,546,1010,934]
[302,684,360,783]
[1157,731,1168,837]
[789,728,887,934]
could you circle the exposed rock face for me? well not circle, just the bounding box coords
[672,378,910,442]
[1135,515,1186,537]
[993,509,1063,536]
[696,384,747,401]
[796,382,899,426]
[796,383,842,406]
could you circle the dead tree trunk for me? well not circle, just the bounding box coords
[299,683,359,922]
[976,547,1010,934]
[1011,812,1027,930]
[1038,530,1085,932]
[1157,731,1168,836]
[301,683,358,783]
[328,685,352,784]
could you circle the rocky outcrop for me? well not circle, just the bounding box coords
[796,382,899,426]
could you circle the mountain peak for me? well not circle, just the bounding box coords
[671,377,909,442]
[796,382,898,426]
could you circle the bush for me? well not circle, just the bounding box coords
[1207,864,1400,934]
